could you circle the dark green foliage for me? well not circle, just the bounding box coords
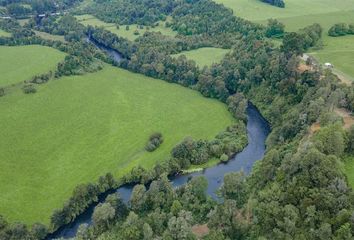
[171,0,261,36]
[170,123,247,169]
[265,19,285,38]
[172,137,209,166]
[313,124,346,156]
[50,173,117,231]
[0,88,4,97]
[328,23,350,37]
[282,24,322,54]
[208,199,249,238]
[163,210,195,240]
[346,126,354,154]
[30,72,52,84]
[30,223,48,240]
[0,0,82,18]
[92,203,116,231]
[88,0,176,26]
[227,93,248,121]
[29,15,86,41]
[145,132,163,152]
[219,172,247,207]
[6,3,31,17]
[105,193,129,220]
[260,0,285,8]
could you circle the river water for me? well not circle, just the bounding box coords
[48,103,270,239]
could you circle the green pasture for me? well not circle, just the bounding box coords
[214,0,354,23]
[0,45,65,87]
[310,35,354,78]
[0,64,235,225]
[76,14,177,41]
[172,47,230,67]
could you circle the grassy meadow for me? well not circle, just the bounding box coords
[0,28,11,37]
[34,30,66,42]
[0,45,65,87]
[172,47,229,67]
[0,64,235,225]
[76,14,177,41]
[214,0,354,79]
[214,0,354,23]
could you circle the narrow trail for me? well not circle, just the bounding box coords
[334,108,354,129]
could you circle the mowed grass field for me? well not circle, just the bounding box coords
[76,14,177,41]
[213,0,354,79]
[0,45,65,87]
[172,47,230,67]
[0,64,235,225]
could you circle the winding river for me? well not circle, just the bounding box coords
[48,103,270,239]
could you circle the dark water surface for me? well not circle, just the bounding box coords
[86,36,123,63]
[48,104,270,239]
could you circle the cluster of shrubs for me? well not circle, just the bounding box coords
[172,124,248,168]
[260,0,285,8]
[29,72,53,84]
[145,133,163,152]
[328,23,354,37]
[22,84,37,94]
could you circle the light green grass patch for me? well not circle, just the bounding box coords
[215,0,354,23]
[172,47,229,67]
[0,28,11,37]
[76,14,177,41]
[0,45,65,87]
[344,156,354,188]
[34,30,66,42]
[310,35,354,79]
[18,18,30,26]
[0,65,235,225]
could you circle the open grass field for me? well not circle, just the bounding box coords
[214,0,354,24]
[76,14,177,41]
[310,35,354,79]
[34,30,66,42]
[0,28,11,37]
[0,64,235,225]
[213,0,354,79]
[0,45,65,87]
[172,47,230,67]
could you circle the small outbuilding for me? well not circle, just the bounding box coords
[325,62,334,68]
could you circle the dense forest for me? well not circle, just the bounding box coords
[0,0,354,239]
[0,0,83,17]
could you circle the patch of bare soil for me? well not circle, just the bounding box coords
[192,224,210,238]
[334,108,354,129]
[298,63,312,73]
[309,122,321,135]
